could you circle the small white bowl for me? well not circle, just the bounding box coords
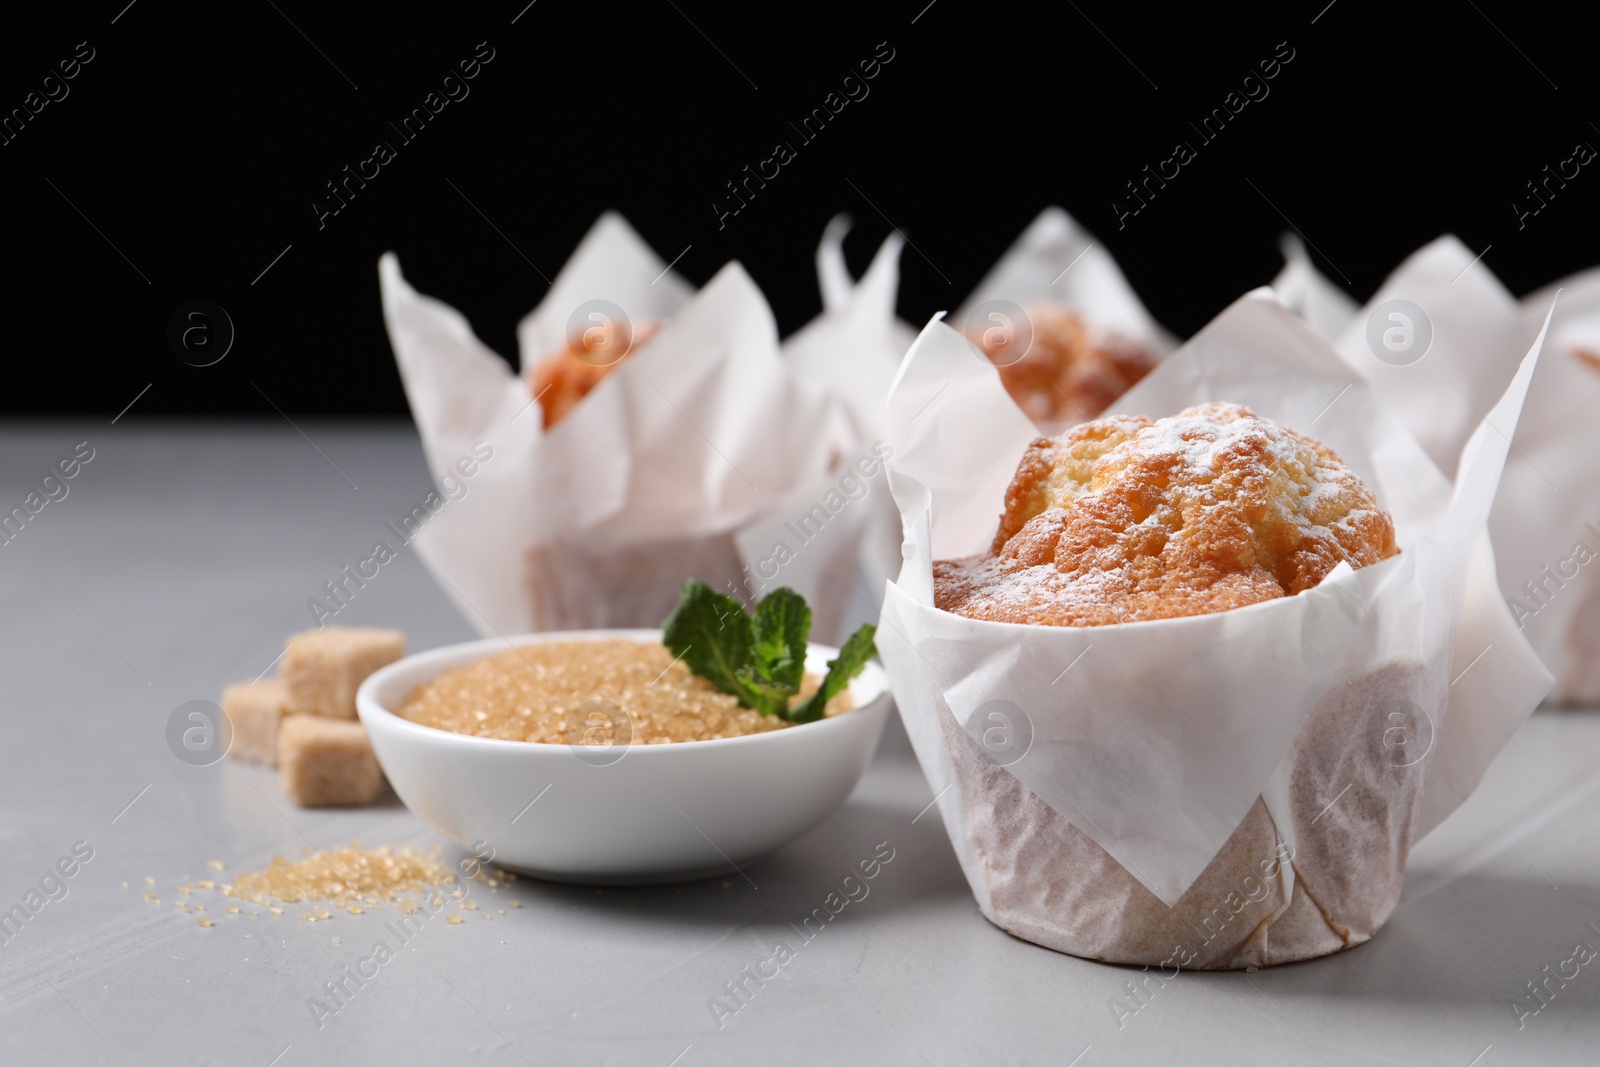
[357,629,891,885]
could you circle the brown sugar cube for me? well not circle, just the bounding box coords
[281,627,405,719]
[223,679,290,765]
[278,715,384,807]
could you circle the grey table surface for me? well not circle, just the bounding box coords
[2,421,1597,1067]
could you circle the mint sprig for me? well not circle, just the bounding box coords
[662,579,877,724]
[787,622,878,724]
[660,580,767,712]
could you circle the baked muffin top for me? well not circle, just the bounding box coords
[934,402,1399,627]
[529,320,658,428]
[969,305,1159,433]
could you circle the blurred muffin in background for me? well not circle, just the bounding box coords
[530,319,659,428]
[969,305,1159,433]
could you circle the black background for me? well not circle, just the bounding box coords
[3,0,1595,416]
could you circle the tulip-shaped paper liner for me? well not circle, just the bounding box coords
[1493,267,1600,702]
[877,291,1552,915]
[1270,233,1358,340]
[1285,237,1600,704]
[953,206,1177,368]
[782,215,916,602]
[379,213,863,638]
[785,214,913,435]
[1329,236,1536,481]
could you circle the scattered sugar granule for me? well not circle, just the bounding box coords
[446,915,463,925]
[188,843,460,917]
[197,917,214,928]
[206,860,225,872]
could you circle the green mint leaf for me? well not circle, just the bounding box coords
[664,581,866,723]
[661,579,762,707]
[750,587,810,694]
[733,671,795,717]
[788,623,877,724]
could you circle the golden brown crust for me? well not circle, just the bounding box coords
[969,305,1159,431]
[935,402,1400,627]
[530,320,659,428]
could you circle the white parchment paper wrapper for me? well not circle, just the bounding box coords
[1270,233,1358,340]
[378,213,863,640]
[1328,236,1536,481]
[953,207,1178,355]
[782,216,916,603]
[876,291,1552,966]
[1493,267,1600,703]
[1280,238,1595,704]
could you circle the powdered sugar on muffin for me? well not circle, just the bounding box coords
[935,402,1400,626]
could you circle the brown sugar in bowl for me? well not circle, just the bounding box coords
[357,630,890,885]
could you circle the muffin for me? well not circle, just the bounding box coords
[968,306,1160,433]
[923,404,1417,969]
[381,218,862,643]
[936,403,1400,626]
[529,319,659,428]
[879,304,1548,971]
